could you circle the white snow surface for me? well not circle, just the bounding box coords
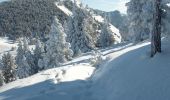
[90,38,170,100]
[1,38,170,100]
[0,37,17,57]
[0,37,15,53]
[56,3,73,16]
[109,24,122,43]
[0,63,95,100]
[93,15,122,43]
[0,37,35,58]
[93,15,104,23]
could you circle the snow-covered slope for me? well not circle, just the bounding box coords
[1,38,170,100]
[0,37,17,57]
[0,37,35,58]
[56,3,73,16]
[109,23,122,43]
[93,15,122,43]
[93,15,104,23]
[90,38,170,100]
[0,63,95,100]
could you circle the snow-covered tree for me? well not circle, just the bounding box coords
[1,52,16,83]
[97,16,115,47]
[67,2,95,56]
[16,39,25,68]
[127,0,170,56]
[38,17,73,69]
[25,50,37,75]
[0,71,3,86]
[127,0,154,42]
[90,50,105,68]
[82,12,99,47]
[0,60,4,86]
[105,11,129,41]
[16,38,30,79]
[16,38,36,79]
[33,39,45,71]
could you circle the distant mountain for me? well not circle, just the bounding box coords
[106,11,129,41]
[91,8,129,41]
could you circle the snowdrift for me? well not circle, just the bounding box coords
[91,38,170,100]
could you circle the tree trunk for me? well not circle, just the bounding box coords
[151,0,161,57]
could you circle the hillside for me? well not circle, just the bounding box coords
[1,0,170,100]
[90,37,170,100]
[0,0,121,44]
[0,37,170,100]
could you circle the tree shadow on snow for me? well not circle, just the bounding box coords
[0,79,89,100]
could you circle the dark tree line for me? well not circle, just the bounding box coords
[0,0,67,40]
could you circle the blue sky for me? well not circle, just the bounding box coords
[0,0,7,2]
[81,0,129,14]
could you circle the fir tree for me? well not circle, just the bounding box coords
[127,0,154,42]
[33,39,45,71]
[67,2,95,56]
[39,17,73,69]
[0,71,4,86]
[2,52,16,83]
[97,17,115,47]
[16,38,36,79]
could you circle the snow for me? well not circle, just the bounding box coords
[0,37,17,57]
[93,15,104,23]
[61,65,94,82]
[90,38,170,100]
[70,0,81,7]
[0,37,14,53]
[0,37,35,58]
[93,15,122,43]
[109,24,122,43]
[0,63,95,100]
[167,3,170,7]
[56,3,73,16]
[1,37,170,100]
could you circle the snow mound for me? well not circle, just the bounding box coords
[0,63,95,100]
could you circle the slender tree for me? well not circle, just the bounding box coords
[16,38,36,79]
[0,71,4,86]
[151,0,162,57]
[2,52,16,83]
[33,39,44,71]
[38,17,73,69]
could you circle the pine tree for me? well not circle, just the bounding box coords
[39,17,73,69]
[25,50,37,75]
[151,0,162,57]
[127,0,154,42]
[33,39,44,71]
[0,71,4,86]
[67,2,94,56]
[16,39,25,69]
[2,52,16,83]
[16,38,36,79]
[97,16,115,47]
